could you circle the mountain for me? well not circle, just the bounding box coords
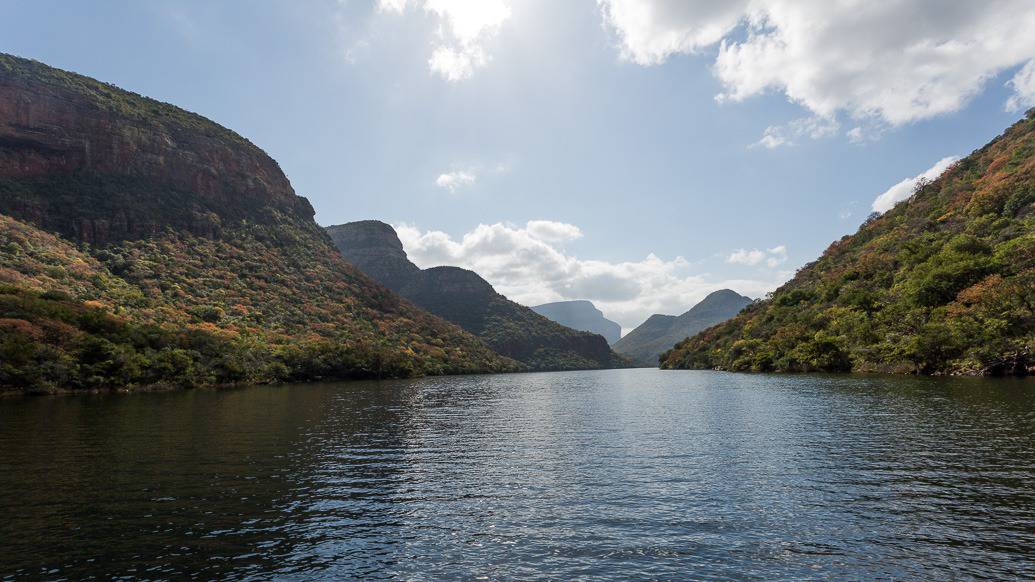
[0,53,517,393]
[531,300,622,344]
[663,112,1035,376]
[612,290,752,366]
[326,220,625,370]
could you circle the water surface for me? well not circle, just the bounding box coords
[2,369,1034,580]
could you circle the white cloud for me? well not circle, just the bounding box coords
[727,245,787,267]
[726,248,766,266]
[751,115,839,148]
[597,0,749,64]
[1006,60,1035,112]
[379,0,510,81]
[752,126,789,150]
[525,220,583,243]
[428,46,484,81]
[871,156,960,214]
[435,170,476,192]
[766,245,787,267]
[599,0,1035,127]
[395,220,788,331]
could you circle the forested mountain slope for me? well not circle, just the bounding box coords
[663,112,1035,376]
[0,54,516,392]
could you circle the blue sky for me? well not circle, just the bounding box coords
[3,0,1034,331]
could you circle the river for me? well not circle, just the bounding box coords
[1,369,1033,579]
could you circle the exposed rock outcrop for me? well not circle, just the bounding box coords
[0,54,313,244]
[325,220,420,291]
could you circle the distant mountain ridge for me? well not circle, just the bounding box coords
[663,112,1035,376]
[0,53,516,393]
[613,290,752,366]
[532,300,622,344]
[326,220,626,371]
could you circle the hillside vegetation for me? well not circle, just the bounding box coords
[663,112,1035,376]
[0,54,516,392]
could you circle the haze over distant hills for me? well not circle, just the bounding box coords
[326,220,626,371]
[532,300,622,344]
[613,290,752,367]
[664,111,1035,376]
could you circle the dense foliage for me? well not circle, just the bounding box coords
[0,214,518,392]
[662,112,1035,376]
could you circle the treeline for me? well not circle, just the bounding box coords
[0,286,481,393]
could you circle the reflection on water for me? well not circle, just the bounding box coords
[1,369,1034,580]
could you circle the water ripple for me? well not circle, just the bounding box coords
[1,369,1034,580]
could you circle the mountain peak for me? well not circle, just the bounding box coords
[613,289,751,366]
[325,220,419,291]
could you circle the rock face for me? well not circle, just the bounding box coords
[327,220,624,370]
[0,54,516,392]
[663,112,1035,376]
[532,300,622,344]
[613,289,752,366]
[324,220,419,291]
[0,55,313,244]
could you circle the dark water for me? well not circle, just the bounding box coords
[1,369,1034,580]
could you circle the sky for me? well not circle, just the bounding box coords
[3,0,1035,333]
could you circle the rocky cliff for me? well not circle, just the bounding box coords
[325,220,418,291]
[327,220,625,371]
[0,54,516,392]
[614,289,752,366]
[0,55,314,243]
[531,300,622,344]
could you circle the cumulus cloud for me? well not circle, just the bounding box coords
[871,156,960,214]
[435,170,477,192]
[525,220,583,243]
[396,220,788,331]
[727,245,787,268]
[598,0,1035,128]
[379,0,510,81]
[1006,60,1035,112]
